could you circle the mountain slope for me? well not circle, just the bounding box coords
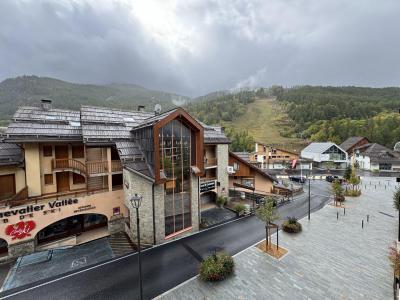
[0,76,190,123]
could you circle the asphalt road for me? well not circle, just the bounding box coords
[1,180,331,300]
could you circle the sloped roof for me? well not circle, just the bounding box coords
[5,106,81,141]
[81,106,153,143]
[229,151,277,183]
[301,142,337,154]
[233,152,251,162]
[0,143,23,166]
[339,137,368,152]
[355,143,400,163]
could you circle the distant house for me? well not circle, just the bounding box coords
[394,142,400,153]
[228,151,277,196]
[353,143,400,171]
[301,142,348,169]
[249,142,310,170]
[339,137,370,155]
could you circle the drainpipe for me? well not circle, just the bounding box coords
[152,183,156,245]
[198,177,201,227]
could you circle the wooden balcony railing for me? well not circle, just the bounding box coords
[204,157,218,167]
[111,160,122,172]
[52,159,87,176]
[87,161,108,175]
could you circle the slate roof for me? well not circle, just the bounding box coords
[5,106,81,141]
[339,137,368,152]
[81,106,153,143]
[233,152,251,162]
[202,124,230,144]
[0,143,23,166]
[355,143,400,163]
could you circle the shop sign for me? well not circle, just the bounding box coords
[200,180,216,193]
[0,198,79,223]
[5,220,36,240]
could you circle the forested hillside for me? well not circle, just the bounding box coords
[277,86,400,147]
[0,76,188,124]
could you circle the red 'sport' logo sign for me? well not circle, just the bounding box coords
[5,221,36,240]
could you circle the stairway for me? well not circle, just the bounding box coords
[108,232,136,257]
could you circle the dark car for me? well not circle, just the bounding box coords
[289,176,306,183]
[326,175,343,183]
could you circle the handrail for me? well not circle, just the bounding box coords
[52,159,87,176]
[87,161,108,174]
[111,160,122,172]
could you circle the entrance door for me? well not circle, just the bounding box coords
[56,172,70,192]
[55,145,69,159]
[0,174,16,200]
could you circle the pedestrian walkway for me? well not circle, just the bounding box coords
[159,177,398,300]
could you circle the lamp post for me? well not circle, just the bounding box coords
[130,193,143,300]
[308,173,311,220]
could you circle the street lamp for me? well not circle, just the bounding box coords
[130,193,143,300]
[308,176,311,220]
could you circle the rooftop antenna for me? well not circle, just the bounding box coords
[154,104,162,115]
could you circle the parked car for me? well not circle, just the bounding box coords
[289,176,306,184]
[326,175,344,183]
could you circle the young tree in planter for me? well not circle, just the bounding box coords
[394,187,400,241]
[348,166,360,192]
[256,199,279,250]
[343,165,352,181]
[332,180,344,206]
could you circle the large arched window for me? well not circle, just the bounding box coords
[159,119,192,237]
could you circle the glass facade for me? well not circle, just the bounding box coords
[159,119,192,237]
[323,146,347,161]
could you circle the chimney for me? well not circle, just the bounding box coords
[41,99,52,111]
[137,105,145,112]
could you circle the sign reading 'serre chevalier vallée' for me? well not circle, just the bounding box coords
[0,198,79,220]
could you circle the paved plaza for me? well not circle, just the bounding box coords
[159,177,398,300]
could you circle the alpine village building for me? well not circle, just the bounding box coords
[0,100,231,259]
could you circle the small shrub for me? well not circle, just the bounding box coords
[199,252,235,282]
[234,203,246,214]
[282,217,302,233]
[344,189,361,197]
[216,196,227,207]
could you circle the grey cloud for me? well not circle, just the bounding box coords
[0,0,399,97]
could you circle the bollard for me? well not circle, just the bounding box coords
[370,181,371,185]
[337,211,339,220]
[379,181,380,185]
[375,185,376,189]
[367,215,369,222]
[385,185,386,190]
[362,220,364,228]
[343,207,346,215]
[365,185,366,189]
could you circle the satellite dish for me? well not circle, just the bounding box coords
[154,104,162,115]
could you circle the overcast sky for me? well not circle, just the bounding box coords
[0,0,399,97]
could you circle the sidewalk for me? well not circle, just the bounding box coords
[159,177,398,299]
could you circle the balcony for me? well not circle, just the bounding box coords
[111,160,122,173]
[204,157,218,168]
[86,161,108,175]
[52,159,87,176]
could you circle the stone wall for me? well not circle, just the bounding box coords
[217,144,229,197]
[190,174,200,232]
[123,169,156,245]
[8,239,35,257]
[108,215,126,234]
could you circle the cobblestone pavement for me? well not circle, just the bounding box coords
[159,177,398,300]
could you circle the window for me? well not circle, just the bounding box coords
[72,173,85,184]
[379,163,392,170]
[72,145,84,158]
[44,174,53,185]
[43,146,52,157]
[160,119,192,237]
[233,162,239,171]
